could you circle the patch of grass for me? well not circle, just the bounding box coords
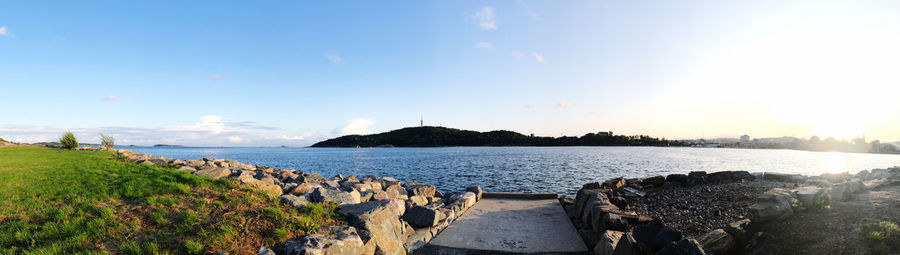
[0,146,344,254]
[861,221,900,255]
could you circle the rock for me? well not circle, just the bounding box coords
[278,226,366,255]
[583,182,602,189]
[791,186,825,207]
[707,171,733,183]
[748,188,797,224]
[632,220,682,251]
[337,201,408,255]
[641,176,666,188]
[465,186,483,201]
[297,173,325,184]
[593,207,629,232]
[280,194,310,208]
[724,219,751,247]
[291,183,323,195]
[323,180,340,189]
[603,177,626,189]
[581,193,611,224]
[195,167,231,179]
[176,166,196,172]
[687,171,707,186]
[257,247,276,255]
[612,232,639,255]
[696,229,734,254]
[406,184,437,197]
[383,198,406,217]
[402,205,444,228]
[564,204,578,219]
[456,192,477,209]
[651,227,683,251]
[311,187,361,205]
[666,174,688,186]
[576,189,606,223]
[732,171,753,181]
[408,195,428,207]
[405,228,433,253]
[359,190,375,202]
[610,195,628,209]
[656,239,706,255]
[594,230,624,255]
[385,184,410,197]
[238,175,283,197]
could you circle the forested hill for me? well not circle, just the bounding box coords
[310,126,681,147]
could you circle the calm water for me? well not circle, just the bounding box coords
[123,146,900,196]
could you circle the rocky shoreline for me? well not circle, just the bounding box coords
[103,147,900,255]
[112,148,484,255]
[563,168,900,255]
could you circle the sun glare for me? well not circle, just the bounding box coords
[821,152,848,174]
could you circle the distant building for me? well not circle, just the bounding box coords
[597,131,613,136]
[740,135,750,143]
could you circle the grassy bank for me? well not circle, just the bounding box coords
[0,146,342,254]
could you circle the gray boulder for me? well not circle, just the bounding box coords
[593,230,624,255]
[656,239,706,255]
[337,200,408,255]
[402,205,444,228]
[278,226,366,255]
[748,188,797,224]
[405,184,437,197]
[311,187,361,205]
[696,229,734,254]
[791,186,825,207]
[465,186,483,201]
[195,167,231,179]
[280,194,310,208]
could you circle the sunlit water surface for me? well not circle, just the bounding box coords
[123,146,900,196]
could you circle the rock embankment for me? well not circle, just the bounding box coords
[115,149,483,255]
[565,167,900,255]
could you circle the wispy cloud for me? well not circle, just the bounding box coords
[476,41,493,49]
[557,101,572,108]
[324,50,342,64]
[523,104,535,109]
[511,51,524,59]
[0,116,321,146]
[340,118,374,136]
[100,95,121,101]
[209,73,230,80]
[0,26,13,38]
[533,52,545,63]
[474,7,497,30]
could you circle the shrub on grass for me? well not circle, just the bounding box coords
[182,240,204,255]
[100,133,115,150]
[861,221,900,255]
[59,132,78,149]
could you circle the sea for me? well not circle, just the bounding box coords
[121,146,900,197]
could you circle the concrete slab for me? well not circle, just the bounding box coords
[424,198,589,254]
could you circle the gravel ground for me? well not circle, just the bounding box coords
[624,181,787,238]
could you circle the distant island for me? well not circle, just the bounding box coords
[153,144,185,147]
[310,126,680,147]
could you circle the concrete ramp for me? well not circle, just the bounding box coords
[420,193,589,254]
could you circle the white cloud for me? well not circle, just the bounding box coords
[474,7,497,30]
[533,52,545,63]
[183,115,225,134]
[227,136,247,143]
[209,73,230,80]
[511,51,524,59]
[476,41,493,49]
[280,135,304,141]
[0,116,323,146]
[340,118,374,136]
[100,95,121,101]
[557,101,572,108]
[324,50,342,64]
[0,26,13,37]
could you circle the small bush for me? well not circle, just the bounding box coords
[59,132,78,149]
[861,221,900,255]
[182,240,204,255]
[119,241,141,255]
[100,133,115,149]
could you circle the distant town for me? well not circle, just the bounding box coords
[680,135,900,154]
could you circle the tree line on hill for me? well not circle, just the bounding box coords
[310,126,683,147]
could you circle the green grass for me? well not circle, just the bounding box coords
[861,221,900,255]
[0,146,343,254]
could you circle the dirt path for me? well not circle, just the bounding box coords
[748,185,900,255]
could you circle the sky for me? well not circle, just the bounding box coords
[2,0,900,146]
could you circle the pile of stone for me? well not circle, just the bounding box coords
[564,171,761,255]
[115,149,483,255]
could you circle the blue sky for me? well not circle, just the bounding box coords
[2,1,900,146]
